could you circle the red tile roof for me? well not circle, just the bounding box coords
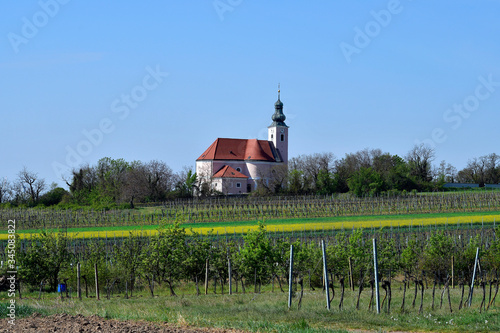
[197,138,277,162]
[213,165,249,178]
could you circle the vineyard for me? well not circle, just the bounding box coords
[2,191,500,332]
[2,191,500,230]
[3,221,500,317]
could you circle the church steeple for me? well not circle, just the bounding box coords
[268,84,289,164]
[270,84,287,127]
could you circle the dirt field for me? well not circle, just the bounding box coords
[0,313,249,333]
[0,313,445,333]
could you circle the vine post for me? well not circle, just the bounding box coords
[77,262,81,300]
[322,240,330,310]
[373,238,380,314]
[94,263,100,301]
[468,247,480,307]
[288,244,294,310]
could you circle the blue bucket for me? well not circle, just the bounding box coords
[57,284,66,292]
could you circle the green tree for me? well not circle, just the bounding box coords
[114,233,147,295]
[288,169,305,195]
[486,227,500,270]
[400,235,422,279]
[175,169,198,198]
[422,232,454,282]
[455,234,483,285]
[347,167,384,197]
[39,186,68,206]
[184,230,212,295]
[79,238,119,298]
[140,221,187,296]
[347,229,370,284]
[316,170,337,195]
[18,231,71,291]
[327,232,349,277]
[237,221,274,291]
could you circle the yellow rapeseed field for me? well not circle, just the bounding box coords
[2,214,499,240]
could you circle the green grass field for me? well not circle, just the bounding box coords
[6,281,499,333]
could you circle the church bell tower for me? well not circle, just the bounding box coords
[268,85,289,164]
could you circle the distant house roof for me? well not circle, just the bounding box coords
[213,165,249,179]
[197,138,277,162]
[443,183,479,188]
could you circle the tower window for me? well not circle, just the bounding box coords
[280,134,284,141]
[271,134,273,140]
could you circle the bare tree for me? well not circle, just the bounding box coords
[435,160,457,183]
[289,152,335,192]
[0,178,12,203]
[144,160,174,201]
[484,153,500,184]
[17,167,46,204]
[121,162,149,208]
[254,164,288,195]
[457,153,500,185]
[68,164,98,192]
[406,144,435,183]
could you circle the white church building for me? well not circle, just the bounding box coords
[196,90,289,195]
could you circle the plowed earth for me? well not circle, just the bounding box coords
[0,313,248,333]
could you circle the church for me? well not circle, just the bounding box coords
[196,89,289,195]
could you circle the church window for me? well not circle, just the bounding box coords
[236,182,241,188]
[236,167,241,172]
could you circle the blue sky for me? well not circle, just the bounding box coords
[1,0,499,187]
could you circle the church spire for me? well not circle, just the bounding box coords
[270,84,287,127]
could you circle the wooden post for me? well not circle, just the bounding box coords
[228,257,232,295]
[77,262,81,300]
[94,263,100,301]
[373,238,380,314]
[288,244,294,310]
[322,240,331,310]
[451,256,454,289]
[348,257,354,291]
[468,247,480,307]
[254,267,257,293]
[205,258,209,295]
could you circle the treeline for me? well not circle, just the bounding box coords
[6,222,500,309]
[261,146,500,197]
[1,145,499,209]
[0,158,197,209]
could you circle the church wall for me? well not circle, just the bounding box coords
[195,161,212,180]
[215,177,248,195]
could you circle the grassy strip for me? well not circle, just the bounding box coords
[4,210,500,234]
[13,284,500,332]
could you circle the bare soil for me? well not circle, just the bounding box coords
[0,313,249,333]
